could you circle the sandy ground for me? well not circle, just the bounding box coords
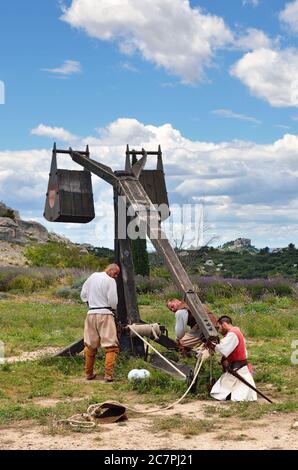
[3,347,61,363]
[0,401,297,450]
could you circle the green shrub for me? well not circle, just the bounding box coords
[163,289,182,301]
[25,242,108,270]
[0,271,16,291]
[138,295,153,305]
[7,275,36,293]
[271,284,293,297]
[150,267,171,280]
[55,287,72,298]
[196,282,236,303]
[1,209,16,220]
[245,285,265,299]
[55,287,81,302]
[0,267,86,294]
[72,276,88,289]
[5,273,53,293]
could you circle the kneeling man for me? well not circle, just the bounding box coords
[210,316,257,402]
[166,298,217,354]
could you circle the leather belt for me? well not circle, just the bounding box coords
[228,359,248,371]
[89,307,112,310]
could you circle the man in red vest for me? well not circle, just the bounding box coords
[210,315,257,402]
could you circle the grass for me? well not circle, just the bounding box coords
[151,415,216,436]
[203,400,298,421]
[0,301,86,356]
[0,293,297,429]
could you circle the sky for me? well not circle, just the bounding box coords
[1,0,298,249]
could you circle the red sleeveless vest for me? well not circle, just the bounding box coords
[227,327,247,363]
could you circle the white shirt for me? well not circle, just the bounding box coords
[215,331,248,357]
[211,331,256,401]
[175,308,189,339]
[80,272,118,314]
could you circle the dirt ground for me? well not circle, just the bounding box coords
[0,401,297,450]
[1,350,298,450]
[4,347,61,363]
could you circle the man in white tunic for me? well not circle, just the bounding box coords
[81,263,120,382]
[210,315,257,402]
[166,299,217,353]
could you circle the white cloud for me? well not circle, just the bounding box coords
[42,60,81,77]
[60,0,233,83]
[231,47,298,107]
[242,0,259,7]
[2,119,298,247]
[160,82,178,88]
[120,62,139,73]
[212,108,261,125]
[31,124,79,142]
[235,28,273,50]
[279,0,298,34]
[96,118,155,145]
[242,0,259,6]
[276,124,291,130]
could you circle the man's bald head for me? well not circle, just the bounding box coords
[105,263,120,279]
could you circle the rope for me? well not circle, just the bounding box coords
[129,323,161,341]
[139,348,209,413]
[127,325,186,379]
[57,347,210,429]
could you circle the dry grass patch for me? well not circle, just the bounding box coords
[150,415,216,436]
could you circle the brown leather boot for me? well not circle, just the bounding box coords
[84,346,97,380]
[104,346,119,382]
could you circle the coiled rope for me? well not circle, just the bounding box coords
[57,327,210,429]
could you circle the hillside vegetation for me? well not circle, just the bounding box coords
[151,244,298,280]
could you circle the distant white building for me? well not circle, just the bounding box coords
[205,259,215,266]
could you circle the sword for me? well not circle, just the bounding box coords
[228,367,273,404]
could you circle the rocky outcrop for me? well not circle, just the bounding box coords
[220,238,258,253]
[0,202,49,245]
[0,201,20,219]
[18,219,49,243]
[0,217,26,244]
[0,202,81,266]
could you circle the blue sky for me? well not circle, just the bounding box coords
[1,0,298,249]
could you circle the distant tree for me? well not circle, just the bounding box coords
[130,152,150,276]
[132,237,150,276]
[260,247,270,255]
[288,243,296,251]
